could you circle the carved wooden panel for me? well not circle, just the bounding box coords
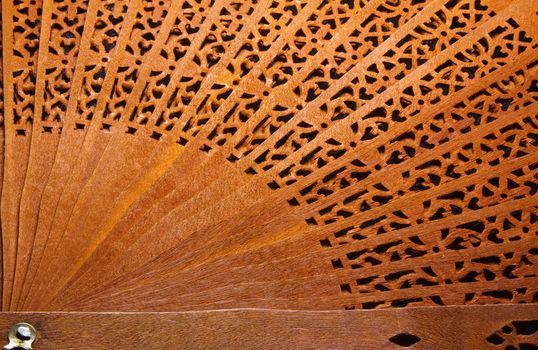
[0,0,537,344]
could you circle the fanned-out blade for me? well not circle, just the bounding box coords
[42,0,432,309]
[13,0,91,311]
[32,0,320,309]
[0,0,5,309]
[1,0,42,310]
[1,0,536,313]
[34,0,538,311]
[26,0,279,308]
[19,0,135,311]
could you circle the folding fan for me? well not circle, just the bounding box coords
[0,0,536,315]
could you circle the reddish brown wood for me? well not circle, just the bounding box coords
[1,0,43,311]
[2,0,538,320]
[0,0,5,312]
[0,305,536,349]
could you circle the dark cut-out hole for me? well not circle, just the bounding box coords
[150,132,162,140]
[388,333,421,347]
[520,343,538,350]
[486,333,504,345]
[513,320,538,335]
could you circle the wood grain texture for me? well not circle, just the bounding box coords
[0,305,536,349]
[1,0,43,311]
[2,0,538,316]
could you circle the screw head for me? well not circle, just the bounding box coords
[4,323,37,350]
[15,325,33,341]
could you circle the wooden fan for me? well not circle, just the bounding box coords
[1,0,537,347]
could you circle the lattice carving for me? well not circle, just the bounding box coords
[256,17,534,188]
[1,0,537,315]
[110,0,268,142]
[126,0,219,135]
[73,0,130,129]
[99,0,171,130]
[37,0,89,132]
[486,320,538,349]
[307,112,537,227]
[292,60,538,207]
[198,0,364,148]
[6,0,43,134]
[138,0,311,140]
[229,0,489,160]
[333,207,537,270]
[0,6,4,130]
[320,159,537,245]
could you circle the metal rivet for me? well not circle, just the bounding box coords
[3,323,38,350]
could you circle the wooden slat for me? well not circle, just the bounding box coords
[0,305,536,349]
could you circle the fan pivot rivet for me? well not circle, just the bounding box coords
[3,323,38,350]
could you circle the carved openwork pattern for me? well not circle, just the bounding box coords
[341,228,536,296]
[0,8,4,130]
[125,0,260,138]
[304,15,537,308]
[330,160,538,308]
[137,0,369,148]
[309,116,537,229]
[99,0,171,130]
[7,0,43,134]
[38,0,89,132]
[227,0,487,161]
[74,0,129,129]
[125,0,217,135]
[253,16,532,186]
[292,60,538,207]
[2,0,538,316]
[486,320,538,349]
[139,0,311,141]
[332,207,537,270]
[303,70,538,225]
[321,160,538,247]
[198,0,366,150]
